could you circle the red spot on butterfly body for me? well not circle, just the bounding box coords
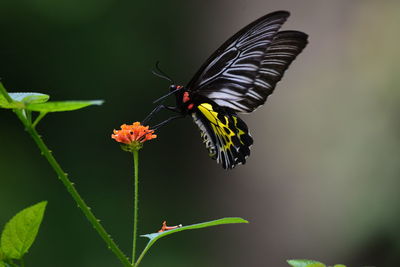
[183,92,190,103]
[188,103,194,110]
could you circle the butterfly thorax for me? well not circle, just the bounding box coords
[171,85,197,114]
[172,84,229,115]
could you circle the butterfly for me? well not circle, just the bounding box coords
[144,10,308,169]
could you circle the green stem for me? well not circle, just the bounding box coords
[25,110,32,125]
[135,238,155,267]
[0,82,13,102]
[0,83,132,267]
[0,82,28,125]
[32,112,47,128]
[20,258,25,267]
[132,150,139,265]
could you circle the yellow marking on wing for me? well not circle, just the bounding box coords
[233,116,245,145]
[211,120,235,150]
[197,102,237,150]
[197,103,219,125]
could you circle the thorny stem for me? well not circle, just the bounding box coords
[132,150,139,265]
[27,127,132,267]
[0,83,132,267]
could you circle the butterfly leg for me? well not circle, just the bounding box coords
[142,104,179,124]
[152,114,185,130]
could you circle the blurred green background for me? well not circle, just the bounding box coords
[1,0,400,266]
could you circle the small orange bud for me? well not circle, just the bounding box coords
[158,221,182,233]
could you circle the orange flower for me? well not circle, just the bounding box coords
[112,122,156,151]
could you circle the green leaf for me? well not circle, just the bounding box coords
[0,92,49,108]
[0,261,6,267]
[142,217,248,240]
[9,93,49,104]
[137,217,248,265]
[25,100,104,112]
[287,259,326,267]
[0,201,47,259]
[333,265,346,267]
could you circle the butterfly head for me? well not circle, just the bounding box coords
[169,85,184,103]
[169,84,183,92]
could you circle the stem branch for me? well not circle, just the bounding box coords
[135,238,155,267]
[32,112,47,128]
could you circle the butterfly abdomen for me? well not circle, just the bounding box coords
[191,112,218,159]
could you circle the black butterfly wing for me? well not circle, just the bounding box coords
[187,11,308,113]
[191,102,253,169]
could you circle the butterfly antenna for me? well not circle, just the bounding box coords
[152,87,182,104]
[151,61,175,85]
